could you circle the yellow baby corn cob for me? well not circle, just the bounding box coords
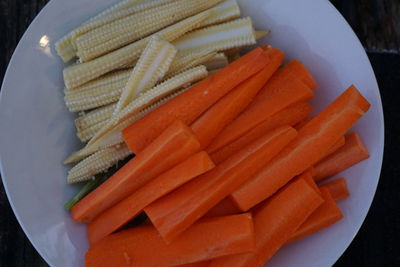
[67,144,132,184]
[64,66,207,164]
[70,0,175,42]
[173,17,256,53]
[197,0,240,28]
[166,49,217,78]
[203,53,229,70]
[76,0,223,61]
[75,103,116,132]
[55,0,147,62]
[64,10,210,89]
[77,120,108,143]
[114,36,177,114]
[55,34,76,62]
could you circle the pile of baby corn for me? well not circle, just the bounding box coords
[58,0,268,184]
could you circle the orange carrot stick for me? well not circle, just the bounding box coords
[210,102,312,164]
[294,117,312,130]
[71,121,201,223]
[314,132,370,182]
[122,47,278,153]
[145,126,297,243]
[287,187,343,244]
[324,135,346,157]
[191,48,284,148]
[319,177,350,201]
[85,214,255,267]
[88,151,215,244]
[203,197,241,218]
[283,59,318,89]
[208,178,323,267]
[178,262,210,267]
[206,65,314,154]
[231,85,370,211]
[298,168,320,194]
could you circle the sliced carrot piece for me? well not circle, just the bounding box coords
[231,85,370,211]
[287,187,343,244]
[145,126,297,243]
[298,168,320,194]
[71,120,201,223]
[206,65,314,154]
[210,102,312,164]
[283,59,318,89]
[324,135,346,158]
[88,151,215,244]
[319,177,350,201]
[208,178,323,267]
[203,197,241,219]
[314,132,369,182]
[122,47,278,153]
[85,214,255,267]
[191,48,284,148]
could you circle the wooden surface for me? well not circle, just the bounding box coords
[0,0,399,266]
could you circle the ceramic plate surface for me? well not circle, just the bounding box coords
[0,0,384,266]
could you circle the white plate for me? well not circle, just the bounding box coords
[0,0,384,266]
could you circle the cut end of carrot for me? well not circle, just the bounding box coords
[319,177,350,201]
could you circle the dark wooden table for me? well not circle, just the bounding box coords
[1,0,399,266]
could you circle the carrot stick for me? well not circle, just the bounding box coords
[210,102,312,164]
[231,85,370,211]
[294,117,312,130]
[88,151,215,244]
[203,197,241,218]
[206,65,314,154]
[298,168,320,194]
[122,47,279,153]
[314,132,370,182]
[85,214,255,267]
[283,59,318,89]
[145,126,297,243]
[71,120,201,223]
[324,135,346,158]
[178,262,210,267]
[319,177,350,201]
[287,187,343,244]
[191,48,284,148]
[208,178,323,267]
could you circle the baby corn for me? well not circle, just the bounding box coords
[64,10,211,89]
[76,0,223,61]
[197,0,241,28]
[173,17,256,53]
[114,36,177,114]
[75,103,116,132]
[67,144,132,184]
[77,120,108,143]
[203,52,229,70]
[166,49,217,77]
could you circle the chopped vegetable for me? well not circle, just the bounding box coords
[67,144,132,184]
[196,0,241,29]
[314,132,370,182]
[191,47,284,148]
[113,36,177,114]
[210,102,312,164]
[75,104,116,132]
[324,135,346,158]
[208,178,323,267]
[122,47,274,153]
[87,151,215,244]
[203,52,229,70]
[71,120,201,222]
[287,187,343,244]
[145,126,297,243]
[320,177,350,201]
[231,85,370,211]
[203,197,240,218]
[77,120,107,142]
[85,214,255,267]
[173,17,256,53]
